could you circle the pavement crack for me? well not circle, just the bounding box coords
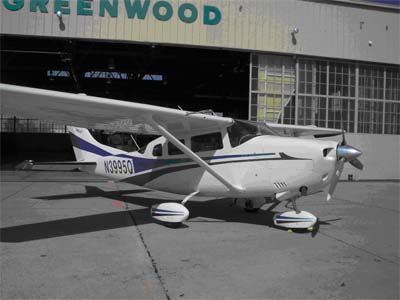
[127,209,171,300]
[319,230,399,265]
[334,197,400,214]
[1,182,34,201]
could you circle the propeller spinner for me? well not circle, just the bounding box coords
[327,130,364,201]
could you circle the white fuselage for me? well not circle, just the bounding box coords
[88,133,338,199]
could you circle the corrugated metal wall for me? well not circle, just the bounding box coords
[1,0,399,64]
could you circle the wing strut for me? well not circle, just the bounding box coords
[151,121,243,194]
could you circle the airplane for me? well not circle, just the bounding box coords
[0,83,363,230]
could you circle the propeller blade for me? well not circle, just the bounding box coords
[327,158,345,201]
[327,128,363,201]
[349,158,364,170]
[341,128,346,146]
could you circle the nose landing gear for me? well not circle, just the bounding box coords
[286,196,300,214]
[274,194,317,229]
[150,191,199,227]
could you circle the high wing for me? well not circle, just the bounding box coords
[0,84,233,136]
[266,123,342,138]
[1,84,242,194]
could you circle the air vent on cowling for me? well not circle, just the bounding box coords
[274,182,287,189]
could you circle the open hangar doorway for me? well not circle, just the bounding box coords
[1,35,249,163]
[1,35,250,119]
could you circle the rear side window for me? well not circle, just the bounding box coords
[152,144,163,157]
[138,145,147,154]
[168,140,184,155]
[191,132,223,153]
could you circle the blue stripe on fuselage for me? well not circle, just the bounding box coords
[70,133,275,174]
[276,216,315,220]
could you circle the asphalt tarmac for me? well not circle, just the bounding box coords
[1,170,399,300]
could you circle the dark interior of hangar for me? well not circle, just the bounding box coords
[1,35,249,119]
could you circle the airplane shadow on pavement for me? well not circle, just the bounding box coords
[0,186,336,243]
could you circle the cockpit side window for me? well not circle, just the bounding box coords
[228,120,278,147]
[168,140,185,155]
[191,132,223,153]
[152,144,163,157]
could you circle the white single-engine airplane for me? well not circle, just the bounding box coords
[0,84,363,229]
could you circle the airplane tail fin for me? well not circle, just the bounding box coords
[67,126,126,162]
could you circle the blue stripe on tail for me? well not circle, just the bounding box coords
[70,133,112,157]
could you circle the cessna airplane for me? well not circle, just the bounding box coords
[0,84,363,229]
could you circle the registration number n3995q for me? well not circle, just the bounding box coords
[104,159,134,174]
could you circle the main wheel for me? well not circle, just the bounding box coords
[243,199,262,213]
[244,207,260,213]
[163,222,183,228]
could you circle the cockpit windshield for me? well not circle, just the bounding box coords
[227,120,280,147]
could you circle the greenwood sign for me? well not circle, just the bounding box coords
[2,0,222,25]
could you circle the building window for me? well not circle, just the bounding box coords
[297,59,357,132]
[327,98,355,132]
[386,68,400,101]
[250,53,399,134]
[250,54,295,124]
[358,100,384,134]
[328,62,356,98]
[359,66,384,100]
[384,102,400,134]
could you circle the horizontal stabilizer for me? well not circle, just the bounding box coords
[15,160,96,170]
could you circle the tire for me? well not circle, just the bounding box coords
[164,222,183,228]
[244,207,260,213]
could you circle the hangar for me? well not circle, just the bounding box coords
[1,0,399,179]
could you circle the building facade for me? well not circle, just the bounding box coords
[1,0,399,179]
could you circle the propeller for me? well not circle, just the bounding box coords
[327,158,345,201]
[349,158,364,170]
[327,129,363,201]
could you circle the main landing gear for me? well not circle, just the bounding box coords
[234,197,267,213]
[273,196,317,230]
[150,191,318,231]
[234,195,318,230]
[150,191,198,228]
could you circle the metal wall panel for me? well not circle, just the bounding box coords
[1,0,399,64]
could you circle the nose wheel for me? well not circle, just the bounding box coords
[275,196,317,229]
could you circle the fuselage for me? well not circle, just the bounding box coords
[88,131,339,199]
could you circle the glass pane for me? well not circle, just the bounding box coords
[191,133,223,153]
